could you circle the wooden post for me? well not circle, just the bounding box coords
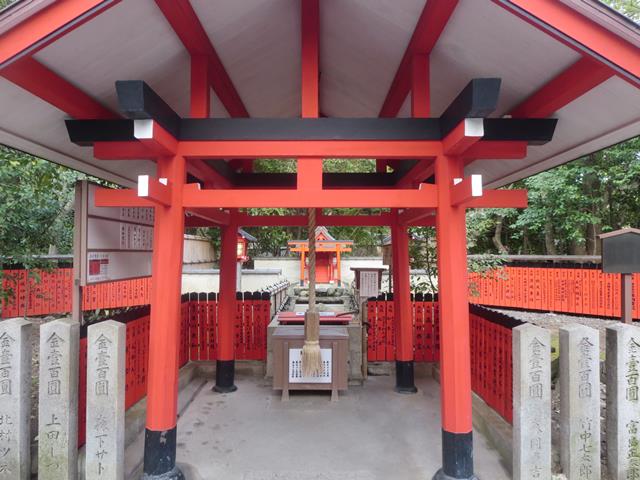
[215,216,238,393]
[434,154,475,479]
[621,273,633,324]
[391,218,416,393]
[300,250,306,286]
[335,249,341,286]
[142,155,186,479]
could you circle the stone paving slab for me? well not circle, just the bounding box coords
[174,371,509,480]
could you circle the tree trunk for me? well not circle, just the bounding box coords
[492,215,508,254]
[569,238,586,255]
[544,218,557,255]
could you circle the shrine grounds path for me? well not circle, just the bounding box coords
[168,367,509,480]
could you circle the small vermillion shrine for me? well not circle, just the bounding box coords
[288,227,353,285]
[0,1,639,479]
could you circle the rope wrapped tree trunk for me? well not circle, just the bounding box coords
[302,208,322,377]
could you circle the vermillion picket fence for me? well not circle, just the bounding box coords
[1,268,151,317]
[366,293,440,362]
[469,264,640,319]
[76,290,280,446]
[366,296,519,423]
[5,264,639,319]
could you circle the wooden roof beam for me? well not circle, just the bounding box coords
[0,0,121,68]
[154,0,249,118]
[493,0,640,88]
[379,0,459,118]
[510,56,614,118]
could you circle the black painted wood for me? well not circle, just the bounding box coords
[65,119,135,145]
[116,80,181,138]
[66,117,556,144]
[231,172,398,188]
[483,118,557,144]
[439,78,501,137]
[180,117,442,140]
[65,78,556,149]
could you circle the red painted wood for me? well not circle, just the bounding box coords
[494,0,640,87]
[0,0,121,67]
[154,0,249,117]
[2,56,116,119]
[379,0,459,117]
[510,57,613,118]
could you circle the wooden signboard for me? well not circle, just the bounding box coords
[360,270,380,298]
[74,181,153,287]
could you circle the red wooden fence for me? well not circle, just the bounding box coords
[470,265,640,319]
[366,293,439,362]
[1,268,151,317]
[366,296,519,424]
[5,264,638,320]
[469,305,521,423]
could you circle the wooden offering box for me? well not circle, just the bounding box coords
[272,326,349,401]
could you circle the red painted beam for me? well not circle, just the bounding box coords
[466,189,527,209]
[95,187,153,208]
[186,207,230,226]
[238,213,393,227]
[379,0,459,117]
[450,175,483,207]
[154,0,249,118]
[133,120,178,156]
[298,0,322,191]
[137,175,171,207]
[1,56,116,119]
[493,0,640,87]
[411,54,430,118]
[177,140,443,159]
[510,57,613,118]
[189,159,232,189]
[398,208,435,225]
[190,54,210,118]
[182,183,438,209]
[462,141,527,161]
[301,0,319,118]
[0,0,121,68]
[442,119,483,156]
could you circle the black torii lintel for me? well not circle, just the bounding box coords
[65,78,556,145]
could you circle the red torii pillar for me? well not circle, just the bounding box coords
[215,214,239,392]
[434,153,474,480]
[391,217,417,393]
[143,155,187,478]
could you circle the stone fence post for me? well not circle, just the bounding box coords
[513,323,551,480]
[0,318,32,480]
[606,323,640,480]
[38,318,79,480]
[86,320,125,480]
[560,324,600,480]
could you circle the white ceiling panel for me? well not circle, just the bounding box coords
[0,77,153,186]
[469,76,640,187]
[0,0,637,188]
[320,0,425,117]
[34,0,190,117]
[431,0,581,117]
[191,0,301,118]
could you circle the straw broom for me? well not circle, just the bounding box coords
[301,207,322,377]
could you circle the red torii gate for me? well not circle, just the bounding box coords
[4,0,638,479]
[63,20,543,480]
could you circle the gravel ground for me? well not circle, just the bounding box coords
[493,308,622,479]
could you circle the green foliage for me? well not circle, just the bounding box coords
[0,146,99,307]
[408,227,505,295]
[0,147,80,263]
[468,138,640,255]
[601,0,640,21]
